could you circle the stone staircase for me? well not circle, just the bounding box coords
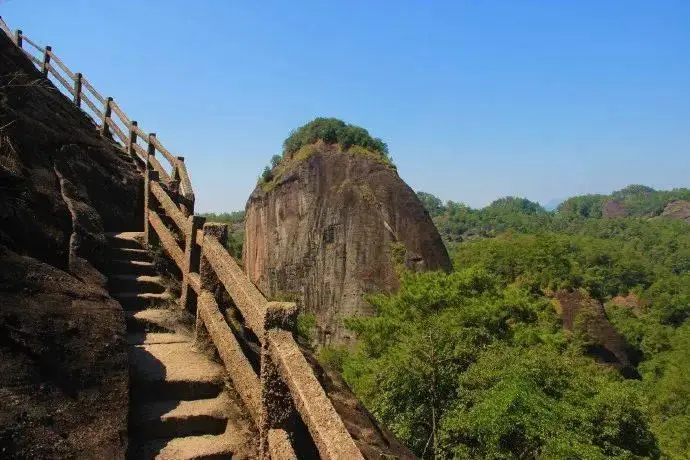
[105,232,253,459]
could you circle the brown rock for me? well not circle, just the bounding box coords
[552,289,639,377]
[661,200,690,222]
[0,31,141,458]
[602,199,628,218]
[243,144,451,346]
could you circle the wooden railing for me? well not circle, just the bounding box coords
[0,16,194,211]
[2,17,364,460]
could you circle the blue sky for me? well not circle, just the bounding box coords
[3,1,688,211]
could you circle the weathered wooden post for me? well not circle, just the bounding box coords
[168,177,180,204]
[259,303,298,459]
[197,223,228,346]
[171,160,181,182]
[146,133,156,170]
[14,29,22,48]
[73,73,82,107]
[176,156,193,217]
[143,170,158,247]
[180,215,206,313]
[100,96,113,138]
[128,120,138,159]
[41,45,51,76]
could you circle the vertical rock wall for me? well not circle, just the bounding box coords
[244,146,450,346]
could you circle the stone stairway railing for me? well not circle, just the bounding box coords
[1,17,364,460]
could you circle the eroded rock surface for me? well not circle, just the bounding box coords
[0,32,142,458]
[661,200,690,222]
[244,144,450,346]
[552,289,639,377]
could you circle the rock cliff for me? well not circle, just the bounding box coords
[0,32,142,457]
[661,200,690,222]
[244,143,451,346]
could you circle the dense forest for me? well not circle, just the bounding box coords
[206,185,689,458]
[326,185,690,459]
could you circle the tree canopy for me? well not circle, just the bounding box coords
[324,186,690,458]
[283,117,389,159]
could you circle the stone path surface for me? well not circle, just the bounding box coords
[105,232,255,459]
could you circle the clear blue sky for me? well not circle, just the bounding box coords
[3,1,688,211]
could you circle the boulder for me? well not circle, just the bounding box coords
[244,143,450,346]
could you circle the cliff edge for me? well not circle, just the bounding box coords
[244,142,451,346]
[0,32,142,457]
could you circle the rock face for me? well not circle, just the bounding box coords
[661,200,690,222]
[553,289,639,378]
[0,33,142,457]
[244,144,451,346]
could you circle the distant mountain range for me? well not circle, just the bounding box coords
[542,198,564,211]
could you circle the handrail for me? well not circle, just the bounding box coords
[143,181,365,458]
[3,16,366,459]
[0,16,193,209]
[47,49,75,79]
[81,76,105,104]
[22,34,44,52]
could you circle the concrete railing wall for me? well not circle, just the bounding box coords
[2,17,365,460]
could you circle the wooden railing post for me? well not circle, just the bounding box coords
[41,45,51,76]
[128,120,138,158]
[100,96,113,138]
[259,303,298,459]
[15,29,22,48]
[143,170,158,247]
[146,133,156,170]
[171,161,181,182]
[73,72,82,107]
[197,223,228,346]
[180,215,206,313]
[176,156,193,216]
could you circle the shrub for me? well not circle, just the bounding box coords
[261,165,273,182]
[283,117,390,161]
[270,154,282,168]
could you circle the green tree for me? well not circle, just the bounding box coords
[417,191,446,217]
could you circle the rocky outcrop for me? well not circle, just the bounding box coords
[602,199,628,218]
[552,289,639,378]
[0,32,142,457]
[244,144,451,346]
[661,200,690,222]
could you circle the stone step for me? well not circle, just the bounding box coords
[126,308,194,334]
[109,246,150,261]
[127,332,192,345]
[106,231,144,249]
[129,393,230,441]
[109,259,157,276]
[112,291,172,310]
[135,433,240,460]
[108,274,166,294]
[130,341,225,402]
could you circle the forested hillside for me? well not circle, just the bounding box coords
[326,185,690,458]
[207,185,689,458]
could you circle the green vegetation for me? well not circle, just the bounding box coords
[333,186,690,458]
[198,211,245,259]
[283,117,389,159]
[557,185,690,219]
[205,184,689,457]
[295,312,317,347]
[257,118,394,191]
